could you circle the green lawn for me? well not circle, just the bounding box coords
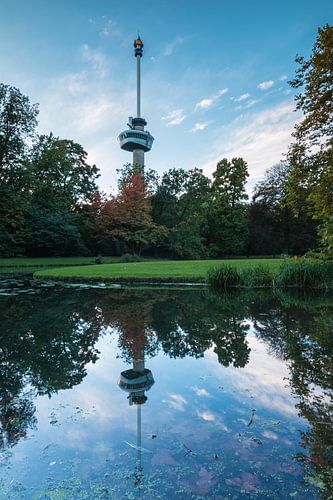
[0,256,118,268]
[35,258,283,283]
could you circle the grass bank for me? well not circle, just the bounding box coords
[0,256,118,268]
[34,258,282,283]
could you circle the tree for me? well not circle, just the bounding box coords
[27,133,99,210]
[207,158,249,256]
[101,172,166,255]
[22,134,99,256]
[0,84,38,185]
[151,168,211,258]
[117,162,159,194]
[249,163,317,255]
[212,158,249,207]
[285,25,333,252]
[0,84,38,255]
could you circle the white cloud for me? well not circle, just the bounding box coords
[234,92,250,102]
[36,46,135,193]
[244,99,259,108]
[217,88,229,97]
[257,80,274,90]
[163,393,187,411]
[235,98,259,111]
[197,411,215,421]
[195,98,214,110]
[191,386,211,397]
[190,122,210,133]
[81,44,109,79]
[205,332,300,418]
[280,75,288,81]
[199,101,300,193]
[161,109,186,126]
[195,88,228,111]
[99,19,120,38]
[163,36,186,56]
[88,16,121,39]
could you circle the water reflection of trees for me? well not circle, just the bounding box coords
[0,284,332,495]
[98,289,251,368]
[105,288,332,496]
[0,290,101,449]
[250,291,333,496]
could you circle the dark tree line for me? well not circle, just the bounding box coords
[0,89,317,259]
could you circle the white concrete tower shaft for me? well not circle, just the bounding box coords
[118,36,154,171]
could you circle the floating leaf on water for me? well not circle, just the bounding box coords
[247,409,256,427]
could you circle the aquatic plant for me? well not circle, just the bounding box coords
[275,259,333,290]
[241,265,273,288]
[206,265,243,290]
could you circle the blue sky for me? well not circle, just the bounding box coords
[1,0,332,193]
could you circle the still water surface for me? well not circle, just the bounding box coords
[0,278,332,499]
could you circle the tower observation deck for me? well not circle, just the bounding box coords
[118,37,154,169]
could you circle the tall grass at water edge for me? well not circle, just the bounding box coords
[275,259,333,290]
[207,259,333,291]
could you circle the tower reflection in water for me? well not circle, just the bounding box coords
[118,331,154,487]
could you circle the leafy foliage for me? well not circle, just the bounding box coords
[249,163,317,255]
[286,24,333,252]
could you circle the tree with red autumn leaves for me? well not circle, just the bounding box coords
[94,171,166,255]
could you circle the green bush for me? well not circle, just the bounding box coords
[119,253,142,263]
[275,259,333,290]
[241,265,273,288]
[206,265,243,290]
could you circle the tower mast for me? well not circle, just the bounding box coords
[118,36,154,170]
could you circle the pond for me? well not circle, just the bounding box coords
[0,278,332,499]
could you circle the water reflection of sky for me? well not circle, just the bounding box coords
[0,284,331,498]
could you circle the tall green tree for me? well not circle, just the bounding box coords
[24,134,99,256]
[27,133,99,209]
[0,84,38,184]
[207,158,249,256]
[212,158,249,207]
[285,24,333,253]
[151,168,211,258]
[0,84,38,255]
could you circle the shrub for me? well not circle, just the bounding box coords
[275,259,333,290]
[241,265,273,288]
[119,253,142,263]
[207,265,243,290]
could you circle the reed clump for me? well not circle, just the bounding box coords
[275,259,333,290]
[207,259,333,291]
[206,265,243,290]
